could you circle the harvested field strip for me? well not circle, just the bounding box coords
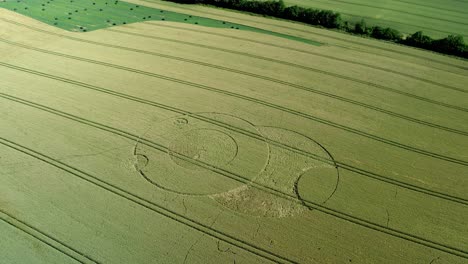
[2,62,467,206]
[0,0,320,45]
[0,137,295,264]
[0,100,467,259]
[147,22,317,55]
[140,22,468,99]
[2,38,467,167]
[2,22,467,134]
[0,19,468,113]
[142,0,468,71]
[0,210,99,264]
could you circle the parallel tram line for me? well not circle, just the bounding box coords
[310,0,468,23]
[0,138,293,264]
[142,21,468,100]
[105,27,468,97]
[145,22,320,54]
[0,210,99,264]
[1,62,467,207]
[108,26,468,99]
[107,26,468,96]
[0,97,467,259]
[3,18,468,107]
[340,12,468,37]
[2,4,468,262]
[2,21,468,135]
[1,38,468,167]
[140,0,468,71]
[338,11,468,37]
[393,0,468,16]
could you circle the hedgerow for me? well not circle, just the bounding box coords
[167,0,467,59]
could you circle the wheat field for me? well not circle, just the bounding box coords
[1,1,468,263]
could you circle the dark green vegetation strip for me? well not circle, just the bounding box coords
[166,0,468,59]
[146,0,468,71]
[0,0,320,45]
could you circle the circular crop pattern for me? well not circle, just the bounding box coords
[168,128,238,171]
[296,167,339,204]
[259,126,339,206]
[134,113,269,196]
[213,126,339,217]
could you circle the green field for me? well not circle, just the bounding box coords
[281,0,468,39]
[0,0,321,44]
[1,0,468,263]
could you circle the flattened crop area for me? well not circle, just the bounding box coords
[1,3,468,263]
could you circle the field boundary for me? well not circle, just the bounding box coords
[141,0,468,71]
[3,19,467,135]
[338,11,468,37]
[0,1,320,45]
[156,0,468,58]
[312,0,468,24]
[144,21,468,93]
[108,26,468,96]
[4,17,468,106]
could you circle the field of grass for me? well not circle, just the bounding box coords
[280,0,468,39]
[0,0,321,45]
[1,0,468,263]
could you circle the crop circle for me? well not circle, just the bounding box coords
[213,126,339,217]
[168,128,238,171]
[134,113,270,195]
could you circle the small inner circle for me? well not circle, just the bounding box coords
[168,129,238,170]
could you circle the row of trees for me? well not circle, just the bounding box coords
[402,32,466,58]
[171,0,342,28]
[349,19,467,58]
[167,0,467,59]
[351,20,401,41]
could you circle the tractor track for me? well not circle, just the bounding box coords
[0,103,467,258]
[0,138,295,264]
[1,62,467,207]
[1,38,468,167]
[142,21,468,99]
[140,0,468,71]
[3,18,468,112]
[0,210,99,264]
[3,19,468,135]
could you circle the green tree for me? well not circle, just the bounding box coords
[354,19,367,34]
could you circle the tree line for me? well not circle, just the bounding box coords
[167,0,467,59]
[351,19,467,58]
